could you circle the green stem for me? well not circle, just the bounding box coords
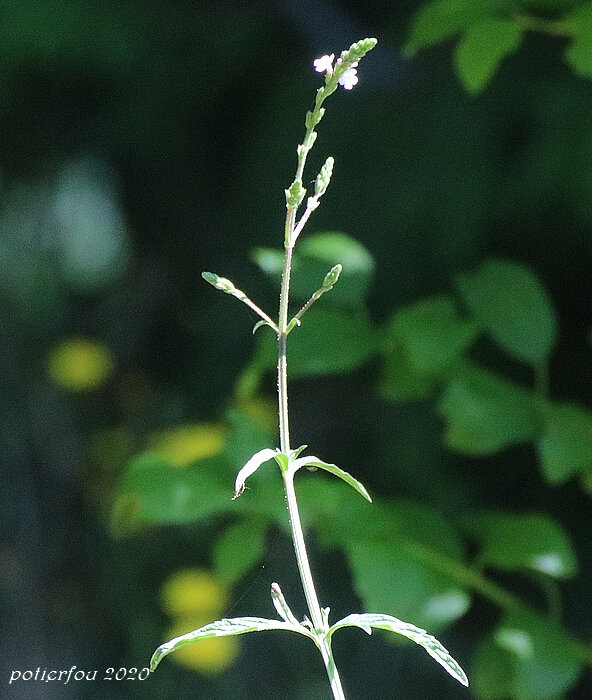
[283,469,345,698]
[277,121,346,696]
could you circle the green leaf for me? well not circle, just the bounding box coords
[455,259,557,366]
[213,519,268,586]
[150,616,315,671]
[385,294,478,376]
[439,363,541,454]
[405,0,498,56]
[473,511,578,578]
[454,17,522,93]
[537,403,592,484]
[253,306,377,378]
[252,232,375,310]
[564,5,592,78]
[472,637,516,700]
[224,407,274,468]
[379,295,477,402]
[291,455,372,502]
[233,448,278,499]
[494,610,582,699]
[329,613,468,687]
[323,498,470,631]
[346,539,470,631]
[112,454,233,531]
[270,582,300,626]
[379,343,439,401]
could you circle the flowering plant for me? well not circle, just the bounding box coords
[148,38,468,698]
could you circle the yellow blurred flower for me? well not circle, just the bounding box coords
[164,617,239,674]
[150,424,227,467]
[161,568,228,618]
[48,338,114,391]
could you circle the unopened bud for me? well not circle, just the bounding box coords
[201,271,235,293]
[322,264,342,290]
[314,156,334,197]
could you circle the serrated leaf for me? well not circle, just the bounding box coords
[233,448,278,499]
[405,0,496,55]
[439,363,541,454]
[537,403,592,484]
[213,519,267,586]
[455,259,557,365]
[150,616,315,670]
[292,455,372,502]
[329,613,468,687]
[473,511,578,578]
[494,610,582,699]
[454,17,522,93]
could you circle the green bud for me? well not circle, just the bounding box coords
[322,264,342,290]
[314,156,334,197]
[285,179,306,208]
[201,271,235,293]
[339,37,378,67]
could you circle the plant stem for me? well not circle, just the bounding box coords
[277,155,345,698]
[277,245,345,697]
[283,469,345,699]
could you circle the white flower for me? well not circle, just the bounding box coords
[313,53,334,74]
[338,67,358,90]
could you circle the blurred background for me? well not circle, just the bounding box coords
[2,1,592,698]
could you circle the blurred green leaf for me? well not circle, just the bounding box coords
[537,403,592,484]
[439,363,541,454]
[113,454,233,531]
[404,0,497,55]
[252,232,374,310]
[379,342,440,401]
[253,307,377,378]
[455,259,557,366]
[472,511,578,578]
[495,609,582,699]
[564,5,592,78]
[454,17,522,93]
[224,408,275,469]
[213,519,268,586]
[345,540,470,631]
[472,636,516,700]
[310,493,471,630]
[384,294,479,376]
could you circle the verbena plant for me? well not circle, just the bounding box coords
[148,38,468,698]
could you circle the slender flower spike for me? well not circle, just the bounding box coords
[313,53,334,74]
[338,63,359,90]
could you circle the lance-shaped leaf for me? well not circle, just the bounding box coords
[270,582,300,626]
[292,455,372,502]
[327,612,468,687]
[233,448,278,499]
[150,616,316,671]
